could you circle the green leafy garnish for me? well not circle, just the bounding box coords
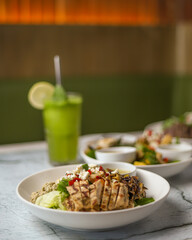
[86,149,96,159]
[134,197,155,206]
[57,179,70,197]
[82,163,89,171]
[136,144,159,165]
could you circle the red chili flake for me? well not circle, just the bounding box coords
[96,176,101,179]
[88,169,92,174]
[163,158,169,163]
[106,173,109,176]
[148,130,152,136]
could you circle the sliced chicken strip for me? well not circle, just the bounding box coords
[66,181,84,211]
[100,179,111,211]
[63,196,75,211]
[89,179,104,211]
[108,181,120,211]
[115,183,126,210]
[79,180,91,211]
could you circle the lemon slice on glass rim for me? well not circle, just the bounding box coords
[28,82,55,110]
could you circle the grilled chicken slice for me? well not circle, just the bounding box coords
[79,180,91,211]
[64,196,75,211]
[66,181,83,211]
[89,179,104,211]
[108,181,120,211]
[100,179,111,211]
[115,183,126,209]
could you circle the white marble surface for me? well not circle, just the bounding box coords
[1,141,192,240]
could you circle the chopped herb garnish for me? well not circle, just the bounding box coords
[57,179,70,197]
[82,163,89,171]
[134,197,155,206]
[86,149,96,159]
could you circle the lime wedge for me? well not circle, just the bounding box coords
[28,82,54,109]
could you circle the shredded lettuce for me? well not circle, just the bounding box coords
[35,191,66,210]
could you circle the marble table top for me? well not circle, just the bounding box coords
[1,140,192,240]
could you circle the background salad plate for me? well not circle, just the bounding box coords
[81,149,192,178]
[17,164,170,230]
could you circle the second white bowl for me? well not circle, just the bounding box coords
[156,142,192,161]
[95,146,136,163]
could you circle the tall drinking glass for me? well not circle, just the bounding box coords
[43,92,82,165]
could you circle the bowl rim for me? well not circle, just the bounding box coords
[16,166,170,216]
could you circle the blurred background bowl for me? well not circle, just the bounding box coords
[95,146,136,163]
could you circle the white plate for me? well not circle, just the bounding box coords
[16,164,170,230]
[81,149,192,178]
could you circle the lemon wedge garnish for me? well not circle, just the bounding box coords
[28,82,54,110]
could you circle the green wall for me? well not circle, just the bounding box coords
[0,74,191,144]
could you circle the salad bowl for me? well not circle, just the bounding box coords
[81,149,192,178]
[17,163,170,230]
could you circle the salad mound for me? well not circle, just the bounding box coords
[85,131,180,165]
[31,164,154,211]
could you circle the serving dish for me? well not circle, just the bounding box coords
[17,164,170,230]
[81,149,192,178]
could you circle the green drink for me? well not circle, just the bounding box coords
[43,91,82,165]
[28,56,82,165]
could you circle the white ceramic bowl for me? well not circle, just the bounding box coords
[95,146,136,163]
[97,162,136,176]
[156,142,192,161]
[81,150,192,178]
[16,165,170,230]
